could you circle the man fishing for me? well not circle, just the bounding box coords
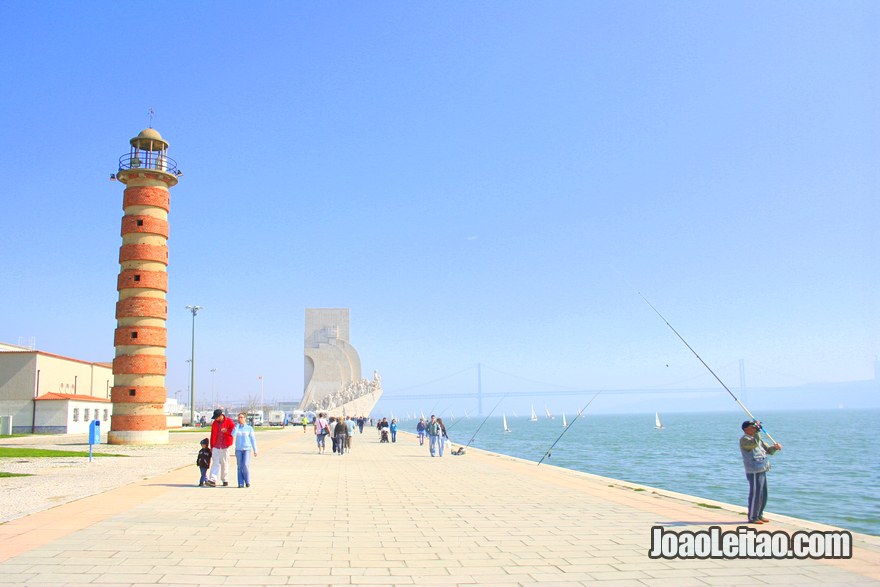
[740,420,782,524]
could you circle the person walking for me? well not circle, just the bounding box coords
[206,408,235,487]
[330,417,339,453]
[196,438,211,487]
[345,416,356,452]
[426,415,440,457]
[436,417,449,456]
[334,416,348,455]
[314,412,329,454]
[233,412,258,487]
[416,417,427,446]
[739,420,782,524]
[390,418,399,443]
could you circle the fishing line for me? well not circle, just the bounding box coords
[537,390,602,466]
[464,395,507,449]
[638,292,779,445]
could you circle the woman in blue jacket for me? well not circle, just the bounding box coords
[234,412,258,488]
[390,418,399,442]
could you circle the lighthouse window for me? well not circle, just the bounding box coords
[136,219,144,226]
[131,332,138,339]
[133,274,141,282]
[129,389,136,396]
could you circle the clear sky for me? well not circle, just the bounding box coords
[1,2,877,416]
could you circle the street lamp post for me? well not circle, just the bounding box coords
[186,305,203,426]
[258,375,264,421]
[211,368,217,409]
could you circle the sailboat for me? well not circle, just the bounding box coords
[562,413,567,428]
[530,405,538,422]
[503,413,510,433]
[544,405,555,420]
[655,412,664,430]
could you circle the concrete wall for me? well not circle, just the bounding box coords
[0,348,114,434]
[32,399,111,435]
[0,353,37,431]
[36,354,112,399]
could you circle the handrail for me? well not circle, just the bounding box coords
[118,153,179,175]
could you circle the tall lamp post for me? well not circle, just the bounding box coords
[210,368,217,409]
[258,375,264,421]
[186,305,203,426]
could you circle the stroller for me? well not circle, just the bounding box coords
[380,428,389,443]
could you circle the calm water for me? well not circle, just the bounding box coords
[411,409,879,536]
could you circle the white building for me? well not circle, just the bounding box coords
[0,342,113,434]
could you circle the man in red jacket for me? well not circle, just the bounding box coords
[205,408,235,487]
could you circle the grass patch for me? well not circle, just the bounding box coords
[0,447,127,458]
[0,472,32,478]
[171,426,285,434]
[633,488,646,492]
[697,503,722,509]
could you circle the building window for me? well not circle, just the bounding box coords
[84,409,90,421]
[103,409,109,421]
[73,408,79,422]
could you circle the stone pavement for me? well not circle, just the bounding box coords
[0,428,877,586]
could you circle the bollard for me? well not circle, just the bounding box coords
[88,419,101,461]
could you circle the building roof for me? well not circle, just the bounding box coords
[35,393,111,403]
[0,345,111,368]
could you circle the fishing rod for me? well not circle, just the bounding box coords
[463,395,507,449]
[638,292,779,445]
[538,390,602,466]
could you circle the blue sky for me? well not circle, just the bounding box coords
[1,2,877,415]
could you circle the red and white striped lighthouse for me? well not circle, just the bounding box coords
[109,129,180,445]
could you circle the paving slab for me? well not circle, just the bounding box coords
[0,428,877,586]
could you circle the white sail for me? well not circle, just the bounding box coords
[503,413,510,433]
[530,405,538,422]
[562,413,567,428]
[545,405,554,420]
[655,412,664,429]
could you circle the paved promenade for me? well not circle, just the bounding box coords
[1,427,878,586]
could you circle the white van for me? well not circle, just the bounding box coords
[246,410,264,426]
[268,410,286,426]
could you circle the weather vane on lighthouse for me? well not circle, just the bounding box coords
[148,107,155,128]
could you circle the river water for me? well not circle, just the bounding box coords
[417,408,879,536]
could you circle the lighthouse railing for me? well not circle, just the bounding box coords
[118,153,179,175]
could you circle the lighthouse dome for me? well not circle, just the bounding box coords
[130,128,169,151]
